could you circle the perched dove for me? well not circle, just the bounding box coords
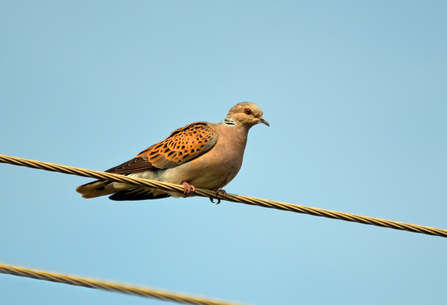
[76,102,269,201]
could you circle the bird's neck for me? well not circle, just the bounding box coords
[220,118,250,147]
[223,116,253,131]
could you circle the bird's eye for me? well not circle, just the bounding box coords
[244,108,252,115]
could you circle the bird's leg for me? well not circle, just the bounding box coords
[210,188,227,204]
[181,181,196,197]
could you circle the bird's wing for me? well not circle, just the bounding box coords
[106,122,218,175]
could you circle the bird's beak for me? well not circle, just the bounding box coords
[259,118,270,127]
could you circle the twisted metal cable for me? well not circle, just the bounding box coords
[0,264,246,305]
[1,154,446,238]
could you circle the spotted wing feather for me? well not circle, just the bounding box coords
[106,122,218,175]
[136,122,218,169]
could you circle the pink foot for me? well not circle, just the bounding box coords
[182,182,196,197]
[210,188,227,204]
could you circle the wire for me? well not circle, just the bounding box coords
[1,153,446,238]
[0,264,248,305]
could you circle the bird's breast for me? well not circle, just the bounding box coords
[159,127,248,190]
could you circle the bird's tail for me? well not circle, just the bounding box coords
[76,180,117,198]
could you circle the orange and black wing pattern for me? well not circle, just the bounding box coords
[106,122,218,175]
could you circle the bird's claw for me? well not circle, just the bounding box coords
[210,189,227,204]
[182,182,196,197]
[210,197,221,204]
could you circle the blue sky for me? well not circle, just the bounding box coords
[1,1,446,304]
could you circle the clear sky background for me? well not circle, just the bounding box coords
[1,1,446,304]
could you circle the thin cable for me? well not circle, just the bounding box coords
[0,264,248,305]
[1,154,446,238]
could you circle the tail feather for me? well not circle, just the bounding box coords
[76,180,168,200]
[76,180,117,198]
[109,188,170,201]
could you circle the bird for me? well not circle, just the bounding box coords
[76,102,269,201]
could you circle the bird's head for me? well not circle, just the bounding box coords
[225,102,269,128]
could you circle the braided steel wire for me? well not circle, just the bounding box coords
[0,264,246,305]
[1,154,446,238]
